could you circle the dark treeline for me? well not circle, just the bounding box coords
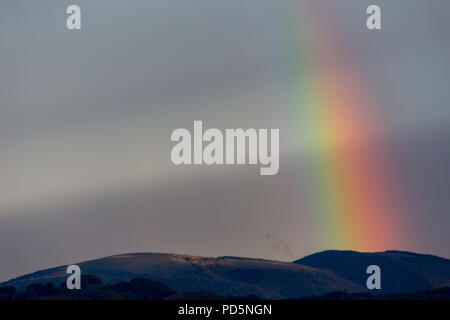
[302,287,450,300]
[0,275,260,300]
[1,275,449,300]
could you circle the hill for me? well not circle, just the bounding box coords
[1,253,363,299]
[294,250,450,294]
[4,250,450,298]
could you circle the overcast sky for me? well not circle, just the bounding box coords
[1,0,449,282]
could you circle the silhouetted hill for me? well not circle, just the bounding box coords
[3,250,450,299]
[294,250,450,294]
[1,253,363,299]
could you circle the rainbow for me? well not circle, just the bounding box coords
[286,3,405,251]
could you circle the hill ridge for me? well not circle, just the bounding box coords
[3,250,450,298]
